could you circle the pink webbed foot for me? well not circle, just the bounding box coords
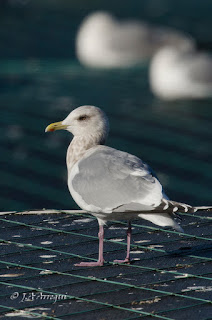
[75,260,104,267]
[113,258,131,264]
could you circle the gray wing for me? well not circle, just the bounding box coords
[185,52,212,83]
[111,22,150,50]
[71,146,163,212]
[110,22,165,58]
[110,23,193,59]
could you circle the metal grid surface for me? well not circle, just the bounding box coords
[0,210,211,320]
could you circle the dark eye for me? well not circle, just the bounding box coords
[78,115,88,121]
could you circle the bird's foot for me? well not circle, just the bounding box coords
[75,260,104,267]
[113,258,131,264]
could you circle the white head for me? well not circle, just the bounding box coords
[45,105,109,144]
[76,12,118,67]
[151,46,186,67]
[79,11,115,33]
[149,45,196,99]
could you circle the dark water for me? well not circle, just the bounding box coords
[0,1,212,211]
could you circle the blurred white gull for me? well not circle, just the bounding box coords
[149,46,212,100]
[45,106,212,267]
[76,11,194,68]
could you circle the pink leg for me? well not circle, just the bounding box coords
[75,225,104,267]
[114,221,132,264]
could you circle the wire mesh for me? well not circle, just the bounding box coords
[0,210,211,319]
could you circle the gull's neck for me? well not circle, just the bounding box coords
[66,134,105,171]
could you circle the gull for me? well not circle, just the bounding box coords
[45,106,212,266]
[149,46,212,100]
[76,11,194,68]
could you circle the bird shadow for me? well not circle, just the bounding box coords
[167,244,212,258]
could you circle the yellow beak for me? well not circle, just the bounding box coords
[45,121,67,132]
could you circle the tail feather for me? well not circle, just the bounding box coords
[137,199,211,233]
[153,199,212,214]
[195,206,212,212]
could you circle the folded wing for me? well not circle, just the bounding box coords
[70,145,164,213]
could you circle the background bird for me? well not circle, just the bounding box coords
[76,11,194,68]
[149,46,212,100]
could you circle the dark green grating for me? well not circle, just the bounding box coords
[0,210,211,319]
